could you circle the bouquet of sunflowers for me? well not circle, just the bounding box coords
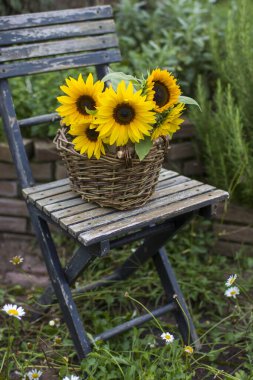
[54,68,198,209]
[56,68,198,160]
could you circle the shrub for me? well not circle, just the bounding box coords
[191,0,253,205]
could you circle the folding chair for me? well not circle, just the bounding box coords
[0,5,228,360]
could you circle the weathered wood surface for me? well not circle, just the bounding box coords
[0,19,116,46]
[0,49,121,79]
[0,6,112,31]
[23,169,229,246]
[0,34,118,62]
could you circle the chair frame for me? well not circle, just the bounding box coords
[0,5,227,360]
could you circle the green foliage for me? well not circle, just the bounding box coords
[190,0,253,206]
[114,0,214,93]
[191,77,253,203]
[1,220,253,378]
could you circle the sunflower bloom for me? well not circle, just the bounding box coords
[94,81,156,146]
[2,304,25,320]
[151,103,185,140]
[146,68,181,113]
[56,73,104,125]
[69,123,105,159]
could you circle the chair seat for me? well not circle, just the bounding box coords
[22,169,228,246]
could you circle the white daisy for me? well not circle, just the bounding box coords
[63,376,80,380]
[161,332,175,344]
[9,255,24,265]
[225,286,240,299]
[2,304,25,320]
[225,274,237,287]
[27,369,43,379]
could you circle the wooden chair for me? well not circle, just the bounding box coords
[0,5,228,360]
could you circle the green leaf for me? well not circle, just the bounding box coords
[135,136,153,161]
[179,96,201,110]
[102,71,139,90]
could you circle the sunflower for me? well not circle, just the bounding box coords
[94,81,156,146]
[146,68,181,113]
[151,103,185,140]
[56,73,104,125]
[69,122,105,159]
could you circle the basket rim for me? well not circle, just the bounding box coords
[54,127,168,163]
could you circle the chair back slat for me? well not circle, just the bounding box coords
[0,19,116,46]
[0,34,118,63]
[0,5,112,31]
[0,5,121,79]
[0,49,121,79]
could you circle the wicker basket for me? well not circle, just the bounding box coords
[54,128,167,210]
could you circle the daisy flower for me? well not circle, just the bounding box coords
[184,345,194,354]
[225,286,240,299]
[161,332,175,344]
[63,376,80,380]
[26,369,43,379]
[9,255,24,265]
[225,274,237,287]
[2,304,25,320]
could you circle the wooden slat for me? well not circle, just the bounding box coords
[44,197,85,214]
[69,181,209,237]
[36,191,78,209]
[79,190,228,245]
[0,34,119,62]
[28,184,71,201]
[53,176,191,226]
[51,202,98,222]
[0,6,113,31]
[0,49,121,79]
[22,178,69,198]
[0,19,116,46]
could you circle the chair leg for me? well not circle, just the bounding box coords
[29,206,92,359]
[153,247,200,350]
[32,244,97,320]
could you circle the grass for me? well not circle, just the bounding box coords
[0,218,253,379]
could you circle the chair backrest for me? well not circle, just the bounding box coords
[0,5,121,189]
[0,5,121,78]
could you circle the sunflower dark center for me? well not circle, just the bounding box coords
[76,95,96,115]
[113,103,135,125]
[86,128,99,142]
[153,81,170,107]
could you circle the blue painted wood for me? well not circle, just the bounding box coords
[153,246,200,349]
[0,79,34,188]
[0,49,121,79]
[28,204,92,359]
[0,6,113,31]
[94,302,176,342]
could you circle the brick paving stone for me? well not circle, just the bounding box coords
[0,216,27,233]
[0,197,28,216]
[0,163,17,179]
[4,271,49,288]
[34,140,59,162]
[31,162,54,181]
[0,181,18,197]
[0,139,33,163]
